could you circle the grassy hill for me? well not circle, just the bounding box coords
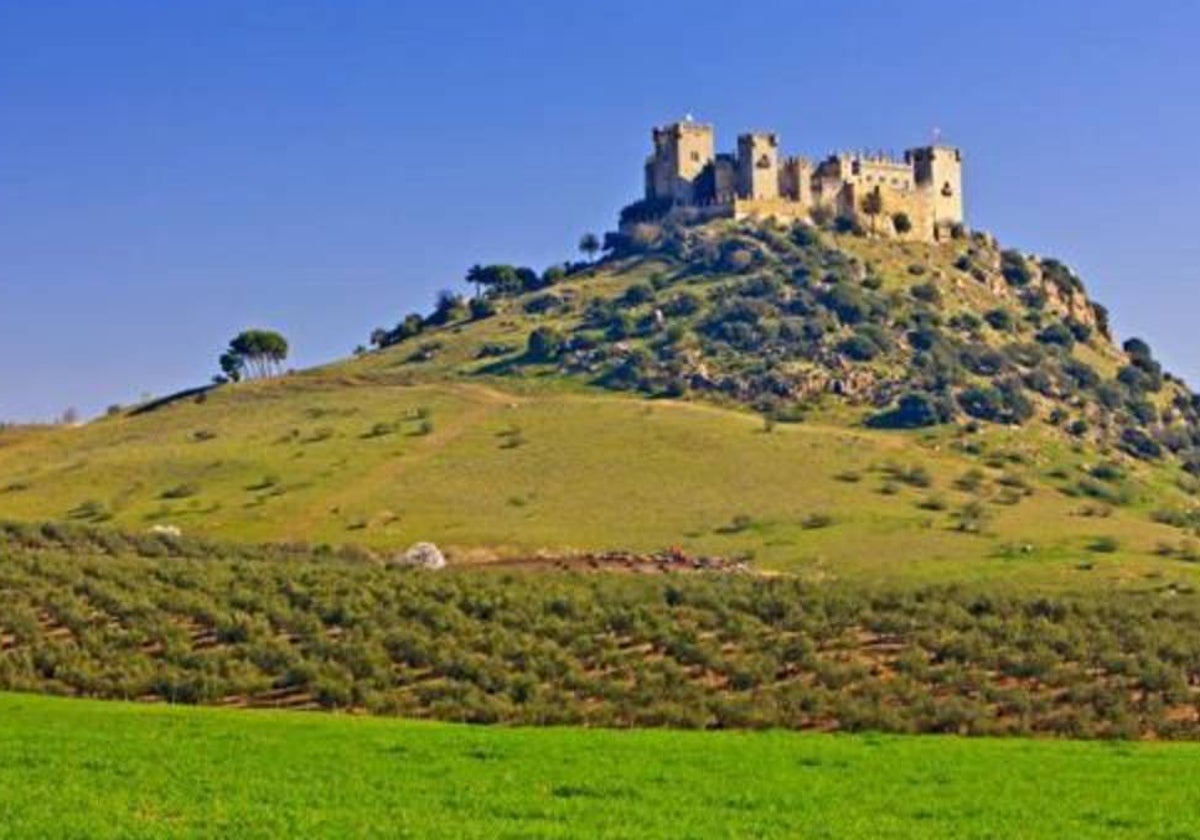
[4,691,1200,839]
[2,218,1199,584]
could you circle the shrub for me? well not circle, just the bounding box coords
[1023,288,1047,310]
[1118,364,1162,394]
[907,326,942,352]
[917,494,947,511]
[69,500,109,520]
[1088,536,1120,553]
[1120,427,1162,460]
[954,500,991,533]
[1095,382,1124,409]
[722,249,756,273]
[791,222,819,246]
[955,468,985,493]
[910,281,942,305]
[833,215,864,236]
[1062,358,1100,390]
[1000,250,1031,286]
[960,346,1008,376]
[1067,320,1092,343]
[469,297,496,320]
[662,291,703,317]
[428,290,467,326]
[820,284,870,325]
[892,212,913,234]
[621,283,655,306]
[1040,258,1082,294]
[957,386,1007,424]
[869,392,954,429]
[801,512,834,529]
[1090,461,1125,482]
[984,308,1014,331]
[1037,322,1075,349]
[809,205,834,228]
[1003,342,1045,369]
[476,342,515,359]
[1071,477,1131,506]
[900,466,933,488]
[838,334,880,362]
[1128,399,1158,425]
[364,422,397,439]
[523,293,565,315]
[720,514,755,534]
[948,312,982,333]
[161,484,199,500]
[1023,367,1055,397]
[526,326,564,361]
[1123,337,1153,362]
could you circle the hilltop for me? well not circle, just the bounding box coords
[2,216,1200,585]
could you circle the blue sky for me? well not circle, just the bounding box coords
[2,0,1198,420]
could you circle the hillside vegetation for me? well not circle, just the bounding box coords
[4,523,1200,737]
[2,218,1200,580]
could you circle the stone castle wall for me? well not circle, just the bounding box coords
[639,119,965,243]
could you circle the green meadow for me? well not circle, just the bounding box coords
[1,692,1198,839]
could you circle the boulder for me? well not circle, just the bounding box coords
[392,541,446,570]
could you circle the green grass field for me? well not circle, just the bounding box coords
[0,692,1197,839]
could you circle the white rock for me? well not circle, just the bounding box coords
[393,541,446,570]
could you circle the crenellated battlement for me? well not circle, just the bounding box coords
[634,117,965,242]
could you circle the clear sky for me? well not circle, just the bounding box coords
[2,0,1199,421]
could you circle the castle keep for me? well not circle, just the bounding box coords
[636,118,964,242]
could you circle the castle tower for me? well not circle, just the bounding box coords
[645,119,715,204]
[736,133,780,200]
[906,145,964,227]
[780,157,812,205]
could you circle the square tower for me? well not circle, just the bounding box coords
[906,145,964,226]
[645,119,715,204]
[736,133,780,200]
[780,157,812,205]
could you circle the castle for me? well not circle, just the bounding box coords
[630,118,964,242]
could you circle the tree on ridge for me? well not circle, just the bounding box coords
[218,329,289,382]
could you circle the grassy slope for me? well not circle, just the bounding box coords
[0,238,1196,585]
[2,692,1198,839]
